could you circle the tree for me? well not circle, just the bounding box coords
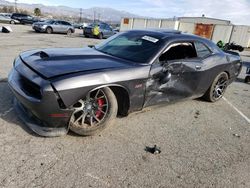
[34,8,41,16]
[8,6,15,13]
[2,6,8,13]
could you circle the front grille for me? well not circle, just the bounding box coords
[19,75,42,99]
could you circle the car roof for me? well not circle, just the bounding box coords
[125,29,217,48]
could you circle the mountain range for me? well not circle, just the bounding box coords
[0,0,140,22]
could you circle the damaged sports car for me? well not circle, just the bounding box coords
[8,30,242,137]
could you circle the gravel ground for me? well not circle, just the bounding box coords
[0,24,250,188]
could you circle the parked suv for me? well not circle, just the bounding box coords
[32,19,75,35]
[83,22,115,39]
[11,13,39,24]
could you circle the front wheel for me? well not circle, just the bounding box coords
[69,87,118,136]
[46,27,52,34]
[203,72,229,102]
[98,33,103,39]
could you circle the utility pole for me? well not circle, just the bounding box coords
[79,8,82,23]
[97,13,101,21]
[15,0,18,12]
[93,10,96,22]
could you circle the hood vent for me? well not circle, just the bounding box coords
[35,51,49,59]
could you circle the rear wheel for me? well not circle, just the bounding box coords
[46,27,53,34]
[67,29,73,35]
[10,20,15,24]
[98,33,103,39]
[245,76,250,83]
[203,72,229,102]
[69,87,118,136]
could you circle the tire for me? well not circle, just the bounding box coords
[67,29,72,35]
[203,72,229,102]
[239,47,244,52]
[69,87,118,136]
[46,27,53,34]
[98,33,103,39]
[245,76,250,83]
[10,20,15,24]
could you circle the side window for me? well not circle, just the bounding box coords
[159,42,197,62]
[105,25,112,31]
[194,42,211,58]
[62,21,71,26]
[99,24,105,29]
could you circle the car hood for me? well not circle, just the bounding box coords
[33,21,46,25]
[19,47,133,79]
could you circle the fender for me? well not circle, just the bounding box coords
[51,65,150,110]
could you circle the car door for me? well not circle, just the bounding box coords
[144,41,205,107]
[61,21,70,33]
[52,21,61,33]
[105,24,113,37]
[24,16,33,24]
[99,23,106,37]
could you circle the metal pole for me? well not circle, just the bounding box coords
[93,10,96,22]
[15,0,18,12]
[79,8,82,23]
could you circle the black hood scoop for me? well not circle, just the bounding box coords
[39,51,49,59]
[32,51,50,59]
[19,47,133,79]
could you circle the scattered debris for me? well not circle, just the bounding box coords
[233,133,240,138]
[1,26,12,33]
[145,145,161,154]
[194,110,200,119]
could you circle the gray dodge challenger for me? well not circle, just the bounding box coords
[8,30,242,137]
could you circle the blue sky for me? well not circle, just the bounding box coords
[8,0,250,24]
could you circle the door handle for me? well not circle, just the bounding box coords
[195,65,201,70]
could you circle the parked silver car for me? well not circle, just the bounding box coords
[83,22,115,39]
[0,15,20,24]
[32,19,75,35]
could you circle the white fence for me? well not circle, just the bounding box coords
[120,18,250,47]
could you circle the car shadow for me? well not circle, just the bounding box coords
[0,82,40,137]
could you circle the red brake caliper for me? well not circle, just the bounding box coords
[95,98,104,118]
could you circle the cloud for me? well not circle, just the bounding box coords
[7,0,250,25]
[139,0,250,25]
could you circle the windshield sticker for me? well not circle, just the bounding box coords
[142,36,159,43]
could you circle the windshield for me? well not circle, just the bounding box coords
[95,32,163,63]
[89,23,100,27]
[44,19,55,24]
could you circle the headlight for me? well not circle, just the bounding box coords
[41,25,47,29]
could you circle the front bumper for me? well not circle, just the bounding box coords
[8,59,73,137]
[32,25,46,32]
[14,98,68,137]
